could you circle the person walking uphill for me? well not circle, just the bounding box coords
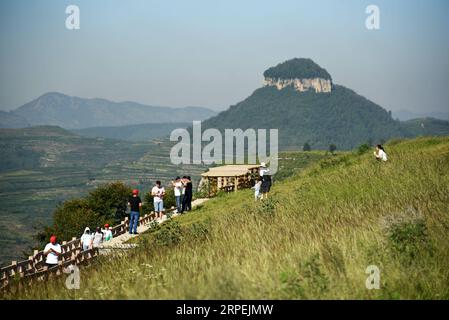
[92,227,104,248]
[43,235,61,268]
[152,181,165,220]
[128,189,142,235]
[80,227,93,251]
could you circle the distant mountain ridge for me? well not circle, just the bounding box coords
[392,109,449,121]
[1,92,216,129]
[73,122,191,141]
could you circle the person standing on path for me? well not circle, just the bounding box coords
[92,227,104,248]
[43,235,61,268]
[172,177,183,213]
[182,176,193,212]
[80,227,93,251]
[180,176,187,211]
[152,181,165,220]
[128,189,142,235]
[103,224,113,241]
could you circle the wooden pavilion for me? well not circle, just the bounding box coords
[199,164,261,197]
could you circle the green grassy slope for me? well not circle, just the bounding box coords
[4,136,449,299]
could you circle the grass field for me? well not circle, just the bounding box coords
[2,136,449,299]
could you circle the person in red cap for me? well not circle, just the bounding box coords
[127,189,142,235]
[43,235,61,268]
[103,223,113,241]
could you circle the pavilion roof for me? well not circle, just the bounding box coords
[201,164,261,177]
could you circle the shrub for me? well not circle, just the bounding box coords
[388,219,430,260]
[154,220,182,246]
[382,208,433,261]
[187,221,210,241]
[254,197,278,216]
[280,254,329,299]
[357,143,371,155]
[303,142,312,152]
[87,182,132,223]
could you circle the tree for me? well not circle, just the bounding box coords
[303,142,311,152]
[357,143,371,155]
[87,182,132,224]
[329,144,337,154]
[35,182,132,246]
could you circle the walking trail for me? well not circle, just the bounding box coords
[99,198,209,253]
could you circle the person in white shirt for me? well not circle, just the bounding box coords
[172,177,183,213]
[251,178,262,201]
[259,162,272,199]
[102,224,113,241]
[374,144,388,162]
[259,162,270,177]
[152,181,165,220]
[92,227,104,248]
[104,226,113,241]
[43,235,61,268]
[80,227,93,251]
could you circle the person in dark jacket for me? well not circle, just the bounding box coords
[259,162,272,199]
[181,176,193,213]
[127,189,142,234]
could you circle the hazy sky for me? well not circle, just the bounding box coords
[0,0,448,113]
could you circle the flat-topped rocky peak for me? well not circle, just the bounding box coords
[263,58,332,93]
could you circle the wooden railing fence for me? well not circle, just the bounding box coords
[1,211,157,290]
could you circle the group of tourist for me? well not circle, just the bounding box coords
[127,177,193,235]
[43,224,113,268]
[252,162,272,201]
[172,176,193,213]
[80,224,113,251]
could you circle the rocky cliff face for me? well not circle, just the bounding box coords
[263,77,332,93]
